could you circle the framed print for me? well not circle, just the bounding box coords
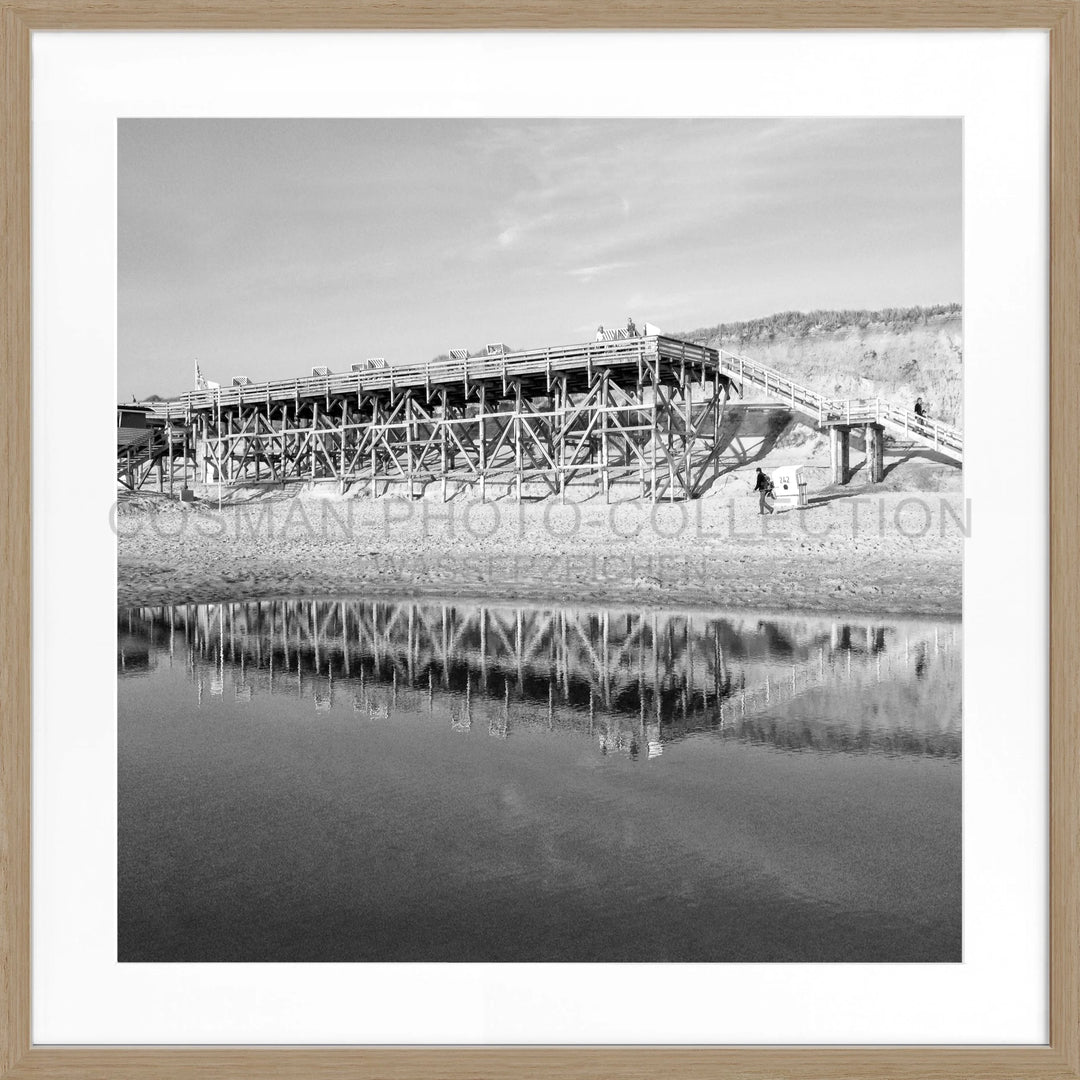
[2,5,1078,1079]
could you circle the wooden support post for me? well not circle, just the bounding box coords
[339,398,348,493]
[830,426,850,485]
[637,377,647,500]
[310,401,318,481]
[868,424,885,484]
[440,389,449,502]
[478,382,487,502]
[226,413,233,484]
[213,416,221,483]
[600,372,610,502]
[514,380,523,501]
[370,396,379,498]
[650,385,659,502]
[254,414,261,483]
[405,392,415,498]
[666,385,676,503]
[557,377,567,504]
[682,367,692,500]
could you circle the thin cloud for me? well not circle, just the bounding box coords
[567,261,635,284]
[497,225,521,248]
[119,118,960,398]
[492,209,559,253]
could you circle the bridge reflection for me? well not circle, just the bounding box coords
[118,599,961,759]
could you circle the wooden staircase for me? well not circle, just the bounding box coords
[117,427,176,490]
[718,348,963,464]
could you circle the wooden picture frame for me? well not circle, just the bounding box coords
[2,4,1076,1077]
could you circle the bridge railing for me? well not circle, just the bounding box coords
[718,348,962,458]
[149,338,962,458]
[719,350,829,422]
[877,402,961,454]
[154,336,721,420]
[820,398,962,455]
[117,426,174,462]
[117,428,158,453]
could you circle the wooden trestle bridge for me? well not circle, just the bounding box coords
[119,599,962,758]
[123,333,963,497]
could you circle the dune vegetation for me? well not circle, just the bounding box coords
[681,305,963,425]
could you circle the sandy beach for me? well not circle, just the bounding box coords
[117,484,964,616]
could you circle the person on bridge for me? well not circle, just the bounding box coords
[596,325,606,341]
[626,316,638,337]
[754,468,775,515]
[914,397,925,419]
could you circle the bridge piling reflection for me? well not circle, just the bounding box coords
[119,598,961,759]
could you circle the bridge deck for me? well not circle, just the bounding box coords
[155,335,718,419]
[153,335,962,462]
[137,334,961,496]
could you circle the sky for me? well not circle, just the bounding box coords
[118,118,961,398]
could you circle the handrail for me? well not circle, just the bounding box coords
[718,348,961,458]
[149,336,961,460]
[817,397,961,449]
[152,335,717,419]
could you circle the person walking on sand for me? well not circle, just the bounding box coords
[753,467,775,515]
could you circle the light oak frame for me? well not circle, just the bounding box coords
[1,5,1077,1077]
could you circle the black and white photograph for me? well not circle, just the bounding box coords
[116,118,963,964]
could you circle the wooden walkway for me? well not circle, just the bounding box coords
[718,348,963,463]
[154,335,717,416]
[129,333,962,497]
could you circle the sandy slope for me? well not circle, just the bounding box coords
[705,312,963,425]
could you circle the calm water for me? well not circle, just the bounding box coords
[118,598,961,962]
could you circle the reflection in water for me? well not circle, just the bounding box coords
[118,598,961,964]
[119,599,960,759]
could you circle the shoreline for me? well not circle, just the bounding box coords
[118,489,964,618]
[117,573,963,623]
